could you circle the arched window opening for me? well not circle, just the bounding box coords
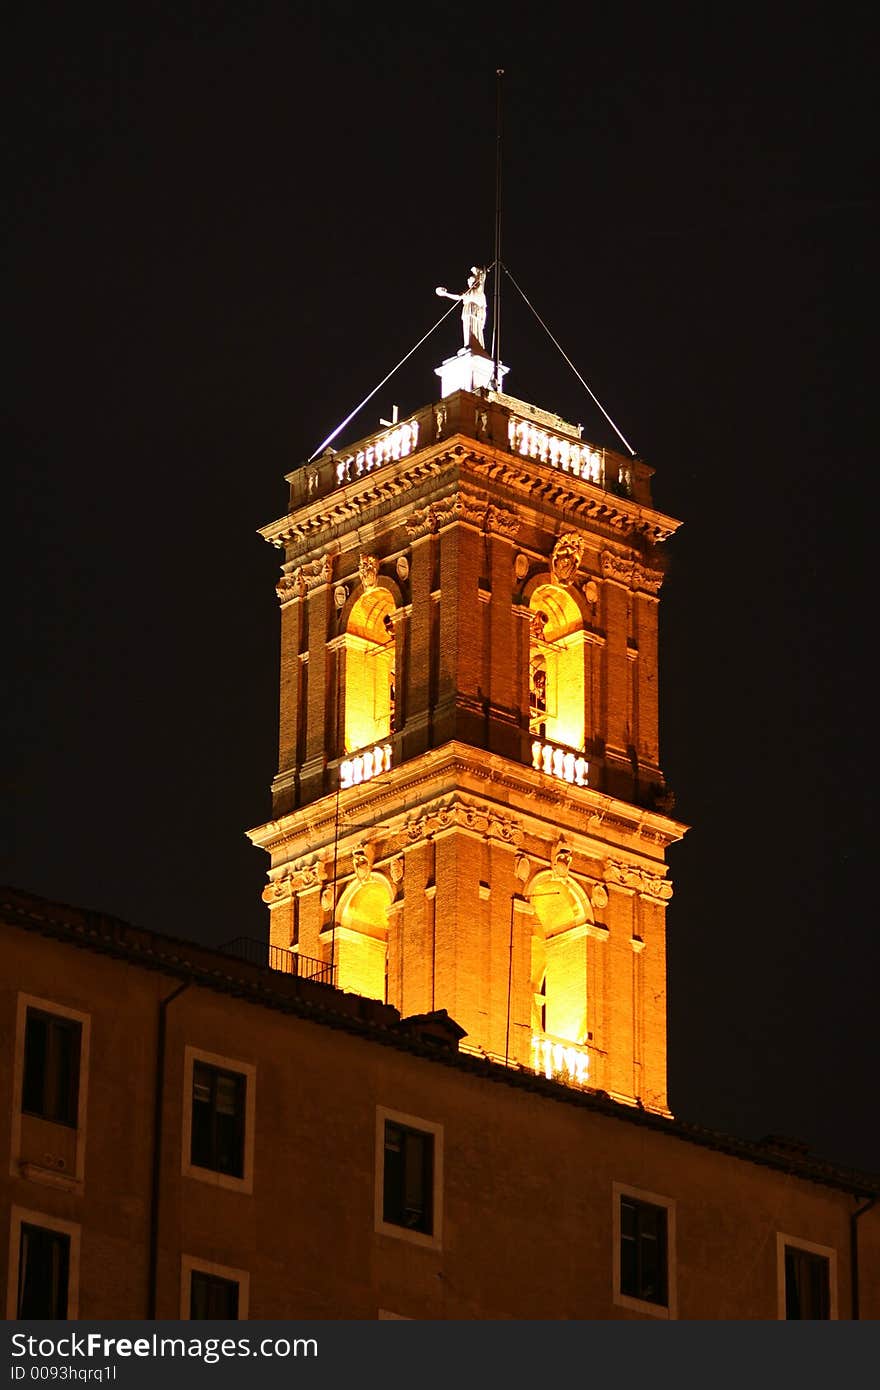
[333,874,392,1002]
[528,586,585,752]
[344,589,395,755]
[529,873,592,1046]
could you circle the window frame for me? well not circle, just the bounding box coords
[374,1106,443,1251]
[180,1255,249,1319]
[612,1182,677,1319]
[6,1206,81,1320]
[181,1047,256,1195]
[776,1232,837,1320]
[22,1008,82,1127]
[10,994,91,1190]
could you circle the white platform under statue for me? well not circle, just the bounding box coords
[435,348,508,399]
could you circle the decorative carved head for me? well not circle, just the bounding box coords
[550,532,585,586]
[352,843,373,883]
[552,843,573,880]
[358,554,379,591]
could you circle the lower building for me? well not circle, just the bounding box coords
[2,886,877,1320]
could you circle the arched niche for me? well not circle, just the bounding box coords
[528,870,593,1045]
[527,583,586,751]
[332,871,394,1002]
[342,587,396,754]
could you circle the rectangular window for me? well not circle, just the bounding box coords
[17,1223,70,1318]
[785,1244,831,1319]
[189,1270,239,1319]
[191,1062,246,1178]
[22,1009,81,1127]
[382,1120,434,1235]
[620,1195,668,1307]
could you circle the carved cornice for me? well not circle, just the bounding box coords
[634,563,665,597]
[248,743,688,863]
[261,436,678,561]
[263,453,456,550]
[605,858,673,901]
[404,795,522,847]
[276,554,334,604]
[600,550,665,597]
[600,550,634,588]
[464,450,676,544]
[405,492,521,541]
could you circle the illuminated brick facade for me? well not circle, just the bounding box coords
[250,376,685,1112]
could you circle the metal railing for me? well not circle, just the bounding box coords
[219,937,336,986]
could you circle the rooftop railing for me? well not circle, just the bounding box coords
[219,937,336,986]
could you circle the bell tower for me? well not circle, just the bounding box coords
[249,313,685,1115]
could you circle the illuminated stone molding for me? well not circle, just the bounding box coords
[467,453,674,545]
[339,743,393,789]
[405,494,520,542]
[261,876,293,904]
[605,858,673,901]
[508,417,606,487]
[598,551,665,598]
[276,553,335,604]
[600,550,634,587]
[335,419,420,485]
[264,453,450,549]
[403,797,521,847]
[531,741,589,787]
[264,442,676,555]
[530,1033,591,1086]
[634,563,664,597]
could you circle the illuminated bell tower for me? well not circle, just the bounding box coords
[248,320,685,1114]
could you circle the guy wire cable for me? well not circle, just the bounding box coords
[502,262,637,457]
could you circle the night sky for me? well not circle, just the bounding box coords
[5,8,877,1174]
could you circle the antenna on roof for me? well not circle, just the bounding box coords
[492,68,504,390]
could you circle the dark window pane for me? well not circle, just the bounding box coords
[22,1015,48,1115]
[785,1245,830,1319]
[22,1011,81,1126]
[191,1062,245,1177]
[18,1224,70,1318]
[620,1196,668,1306]
[190,1270,239,1319]
[383,1121,433,1234]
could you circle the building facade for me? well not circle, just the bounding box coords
[2,886,878,1320]
[4,335,877,1321]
